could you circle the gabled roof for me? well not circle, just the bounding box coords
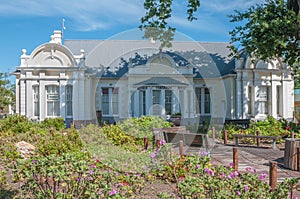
[64,40,235,78]
[134,77,188,86]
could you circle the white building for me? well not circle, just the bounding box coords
[14,30,294,128]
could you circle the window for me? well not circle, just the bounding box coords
[102,88,109,115]
[46,85,60,116]
[66,85,73,116]
[33,85,39,116]
[112,88,119,115]
[165,90,172,115]
[204,88,210,114]
[152,90,161,115]
[101,87,119,115]
[195,87,211,115]
[258,86,269,114]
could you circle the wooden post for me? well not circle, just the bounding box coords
[144,137,148,150]
[224,130,228,145]
[233,148,238,171]
[179,140,184,156]
[156,140,160,149]
[297,147,300,172]
[269,161,278,191]
[256,131,260,147]
[212,127,215,140]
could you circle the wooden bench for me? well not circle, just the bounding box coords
[232,134,280,149]
[163,131,207,147]
[152,126,207,147]
[225,119,250,129]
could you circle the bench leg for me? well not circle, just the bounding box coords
[235,137,239,147]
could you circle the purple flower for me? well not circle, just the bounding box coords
[160,139,166,145]
[201,151,208,156]
[245,166,252,172]
[195,165,200,170]
[89,170,94,175]
[236,190,241,195]
[228,171,239,179]
[150,153,156,158]
[229,162,234,168]
[98,190,103,195]
[204,168,214,176]
[258,172,267,181]
[118,183,124,187]
[244,185,249,191]
[219,172,226,178]
[32,160,38,164]
[109,189,117,196]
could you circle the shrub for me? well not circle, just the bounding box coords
[39,117,66,131]
[0,114,34,134]
[118,116,171,139]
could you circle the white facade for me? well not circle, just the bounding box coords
[14,30,294,128]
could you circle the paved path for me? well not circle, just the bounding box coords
[174,141,300,197]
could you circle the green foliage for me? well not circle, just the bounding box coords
[118,116,171,139]
[0,72,14,112]
[140,0,200,48]
[39,117,66,131]
[0,114,34,134]
[36,128,84,156]
[229,0,300,70]
[223,116,290,143]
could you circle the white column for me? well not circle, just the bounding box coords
[235,73,242,119]
[108,87,113,116]
[173,87,179,114]
[242,81,248,119]
[253,82,260,117]
[15,79,20,114]
[39,81,46,121]
[60,81,66,120]
[161,89,165,116]
[133,90,139,117]
[189,90,194,118]
[20,80,26,116]
[25,80,33,117]
[271,81,277,118]
[183,89,188,118]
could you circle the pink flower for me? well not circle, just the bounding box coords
[244,185,249,191]
[201,151,208,156]
[89,170,94,175]
[90,164,96,168]
[236,190,241,195]
[204,168,214,176]
[245,166,252,172]
[150,153,156,158]
[258,172,267,181]
[109,189,117,196]
[160,139,166,145]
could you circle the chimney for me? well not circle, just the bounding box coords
[50,30,62,44]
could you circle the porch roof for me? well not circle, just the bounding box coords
[134,77,188,86]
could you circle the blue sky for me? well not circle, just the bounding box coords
[0,0,263,82]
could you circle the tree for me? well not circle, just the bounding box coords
[140,0,200,48]
[229,0,300,71]
[0,73,15,114]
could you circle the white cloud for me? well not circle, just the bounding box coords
[0,0,145,31]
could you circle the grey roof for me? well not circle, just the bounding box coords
[64,40,236,78]
[134,77,188,86]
